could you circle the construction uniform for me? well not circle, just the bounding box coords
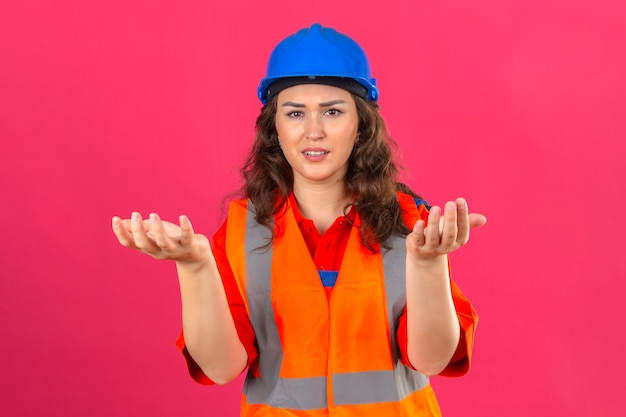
[177,192,478,416]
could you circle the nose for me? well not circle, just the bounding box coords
[304,114,324,140]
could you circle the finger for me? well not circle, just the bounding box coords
[142,218,155,234]
[149,213,177,252]
[409,219,426,248]
[129,212,158,252]
[179,215,195,246]
[441,201,459,249]
[455,198,470,245]
[424,206,442,248]
[112,216,135,247]
[469,213,487,228]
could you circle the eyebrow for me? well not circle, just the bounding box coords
[281,99,347,108]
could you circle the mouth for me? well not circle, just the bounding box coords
[303,150,329,157]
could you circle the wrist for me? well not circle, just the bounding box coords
[407,253,448,270]
[176,251,215,275]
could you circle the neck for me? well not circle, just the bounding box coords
[293,181,351,234]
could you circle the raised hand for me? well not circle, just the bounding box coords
[406,198,486,263]
[112,212,211,264]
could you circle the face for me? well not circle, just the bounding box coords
[275,83,359,188]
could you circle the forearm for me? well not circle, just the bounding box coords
[406,255,460,376]
[176,256,248,385]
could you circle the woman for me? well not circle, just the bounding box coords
[112,23,486,416]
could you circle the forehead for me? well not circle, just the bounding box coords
[277,83,355,104]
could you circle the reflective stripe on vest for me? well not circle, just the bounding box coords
[238,199,429,411]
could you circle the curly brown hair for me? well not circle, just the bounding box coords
[239,94,421,251]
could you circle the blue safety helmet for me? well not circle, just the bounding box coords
[257,23,379,104]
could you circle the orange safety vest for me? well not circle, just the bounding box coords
[225,193,449,416]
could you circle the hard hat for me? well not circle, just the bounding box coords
[257,23,378,104]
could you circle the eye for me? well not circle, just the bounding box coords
[325,108,342,116]
[287,111,303,118]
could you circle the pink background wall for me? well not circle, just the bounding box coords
[1,1,624,415]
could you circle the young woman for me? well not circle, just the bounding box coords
[112,23,486,416]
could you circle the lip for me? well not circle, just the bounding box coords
[302,147,329,161]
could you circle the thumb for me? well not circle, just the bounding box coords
[469,213,487,229]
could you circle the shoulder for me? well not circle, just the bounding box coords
[223,199,250,243]
[228,198,248,210]
[225,199,249,219]
[396,192,431,229]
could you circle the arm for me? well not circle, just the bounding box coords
[396,279,478,377]
[404,198,486,376]
[112,212,247,384]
